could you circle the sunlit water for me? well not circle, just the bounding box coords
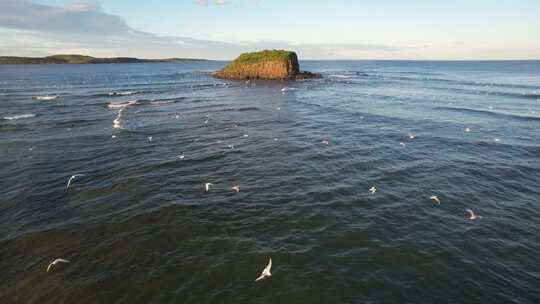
[1,61,539,303]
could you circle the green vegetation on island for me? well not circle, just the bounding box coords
[213,49,320,80]
[0,54,207,65]
[223,50,297,69]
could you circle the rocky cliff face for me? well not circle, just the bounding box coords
[212,50,320,80]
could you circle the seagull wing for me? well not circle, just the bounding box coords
[66,176,74,189]
[46,262,54,272]
[467,209,474,217]
[255,258,272,281]
[57,258,70,263]
[263,258,272,276]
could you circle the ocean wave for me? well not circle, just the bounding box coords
[142,97,186,105]
[329,75,355,79]
[236,107,260,112]
[107,100,138,109]
[3,113,36,120]
[33,95,58,101]
[430,86,540,100]
[370,74,540,90]
[435,106,540,122]
[108,91,142,96]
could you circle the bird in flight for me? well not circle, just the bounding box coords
[321,140,329,145]
[255,258,272,282]
[205,183,213,192]
[232,185,240,193]
[409,133,416,139]
[66,174,85,189]
[369,186,376,195]
[467,209,481,220]
[46,258,70,272]
[430,195,441,205]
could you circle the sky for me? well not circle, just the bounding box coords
[0,0,539,60]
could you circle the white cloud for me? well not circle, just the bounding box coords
[0,0,421,59]
[195,0,229,6]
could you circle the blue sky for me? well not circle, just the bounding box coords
[1,0,539,59]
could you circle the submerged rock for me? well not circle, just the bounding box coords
[212,50,321,80]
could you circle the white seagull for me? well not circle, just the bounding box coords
[66,174,85,189]
[205,183,213,192]
[409,133,416,139]
[232,185,240,193]
[465,127,471,132]
[399,142,406,147]
[255,258,272,282]
[467,209,481,220]
[321,140,329,145]
[430,195,441,205]
[369,186,376,195]
[46,258,70,272]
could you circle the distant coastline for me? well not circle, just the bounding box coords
[0,54,208,65]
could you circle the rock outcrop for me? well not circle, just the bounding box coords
[212,50,321,80]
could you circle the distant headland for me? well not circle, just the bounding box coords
[0,54,208,65]
[213,50,321,80]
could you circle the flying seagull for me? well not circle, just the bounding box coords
[465,127,471,132]
[66,174,85,189]
[409,133,416,139]
[467,209,481,220]
[430,195,441,205]
[321,140,329,145]
[232,185,240,193]
[255,258,272,282]
[369,186,376,195]
[205,183,213,192]
[46,258,70,272]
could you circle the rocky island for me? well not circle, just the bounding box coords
[212,50,321,80]
[0,54,207,65]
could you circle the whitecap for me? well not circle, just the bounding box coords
[3,113,36,120]
[34,95,58,101]
[329,74,353,79]
[108,91,140,96]
[107,100,138,109]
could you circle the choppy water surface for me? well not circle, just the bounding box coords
[1,61,539,303]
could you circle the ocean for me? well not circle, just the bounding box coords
[1,60,539,303]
